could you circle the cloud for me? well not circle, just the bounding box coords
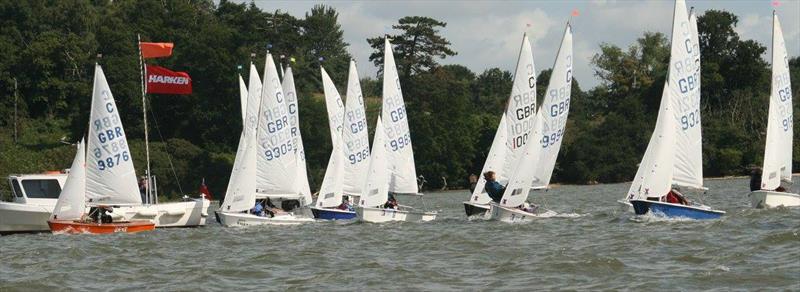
[243,0,800,87]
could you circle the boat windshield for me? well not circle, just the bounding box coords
[21,179,62,199]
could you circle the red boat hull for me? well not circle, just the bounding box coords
[47,220,155,234]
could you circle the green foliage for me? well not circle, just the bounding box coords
[367,16,457,79]
[0,3,797,201]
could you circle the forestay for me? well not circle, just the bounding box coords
[52,140,87,220]
[470,115,508,204]
[86,64,141,205]
[382,39,418,194]
[283,67,312,205]
[342,61,371,195]
[670,0,704,190]
[360,118,389,207]
[761,12,794,189]
[256,54,297,195]
[531,24,574,188]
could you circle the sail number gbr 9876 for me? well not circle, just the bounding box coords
[93,99,130,171]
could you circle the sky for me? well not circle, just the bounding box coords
[241,0,800,88]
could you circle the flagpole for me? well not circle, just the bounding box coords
[138,33,153,205]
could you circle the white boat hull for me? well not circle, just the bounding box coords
[216,211,314,226]
[114,199,210,228]
[0,202,53,234]
[489,203,557,223]
[357,207,437,223]
[463,201,491,219]
[617,199,634,212]
[749,190,800,208]
[0,199,210,233]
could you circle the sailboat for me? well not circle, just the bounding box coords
[463,32,542,218]
[748,11,799,208]
[216,54,314,226]
[48,65,155,234]
[312,62,371,220]
[626,1,724,219]
[487,23,574,223]
[356,38,437,223]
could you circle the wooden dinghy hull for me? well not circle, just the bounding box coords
[47,220,155,234]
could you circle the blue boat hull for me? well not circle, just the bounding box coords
[311,207,357,220]
[631,200,724,220]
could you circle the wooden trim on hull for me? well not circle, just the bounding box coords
[47,220,155,234]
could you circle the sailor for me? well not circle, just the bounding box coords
[252,201,265,216]
[383,194,399,209]
[664,189,689,205]
[484,171,505,203]
[337,197,354,211]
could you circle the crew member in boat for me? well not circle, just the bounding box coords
[264,198,286,217]
[337,197,354,211]
[89,206,114,223]
[483,171,505,203]
[252,201,266,216]
[383,194,399,209]
[662,189,689,205]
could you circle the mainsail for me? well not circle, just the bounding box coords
[86,64,141,205]
[761,12,794,189]
[470,33,537,204]
[52,140,87,220]
[671,2,704,190]
[360,118,389,207]
[283,67,312,205]
[382,38,418,194]
[342,61,371,195]
[531,23,574,188]
[256,54,297,195]
[239,74,248,124]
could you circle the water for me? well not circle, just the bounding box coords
[1,178,798,290]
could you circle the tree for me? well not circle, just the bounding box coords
[366,16,456,79]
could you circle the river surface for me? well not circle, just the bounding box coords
[1,177,798,290]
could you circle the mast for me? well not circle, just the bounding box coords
[137,33,153,205]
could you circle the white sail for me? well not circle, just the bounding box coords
[382,38,418,194]
[244,63,262,137]
[502,34,538,178]
[220,131,257,212]
[627,87,677,200]
[498,119,542,207]
[221,64,263,212]
[321,67,346,142]
[762,12,794,189]
[671,1,704,189]
[283,67,312,205]
[531,23,574,188]
[239,74,248,124]
[360,118,389,207]
[85,64,141,205]
[256,54,297,195]
[52,140,87,220]
[470,115,508,204]
[342,61,371,195]
[317,136,346,208]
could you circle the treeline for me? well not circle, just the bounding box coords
[0,0,797,200]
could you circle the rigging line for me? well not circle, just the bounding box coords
[146,95,186,196]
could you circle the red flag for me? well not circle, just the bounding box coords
[146,65,192,95]
[140,42,174,59]
[199,178,212,200]
[571,9,580,17]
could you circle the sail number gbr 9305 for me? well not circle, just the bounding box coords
[93,99,130,171]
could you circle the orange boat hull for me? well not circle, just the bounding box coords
[47,220,155,234]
